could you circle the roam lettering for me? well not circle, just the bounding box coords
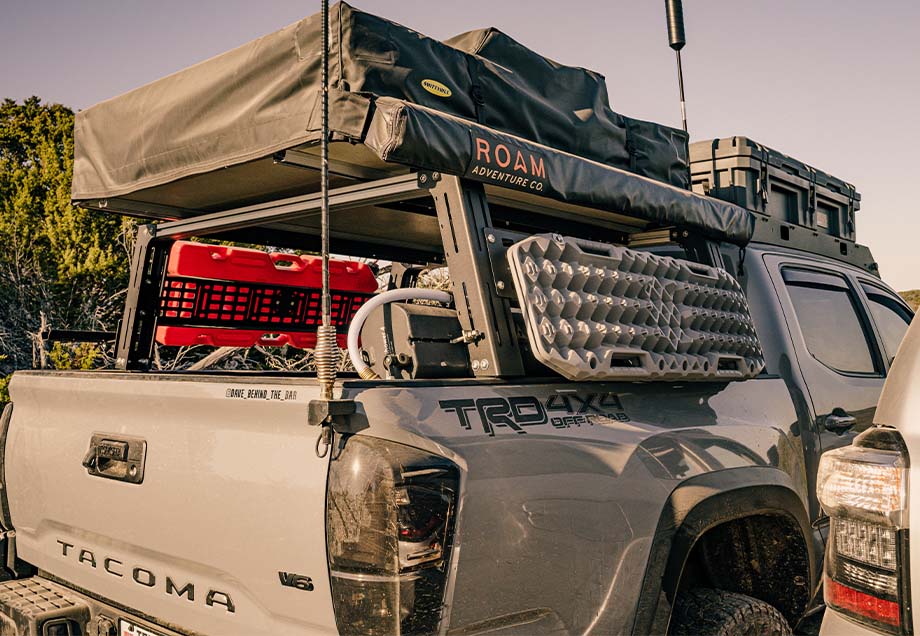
[471,137,546,192]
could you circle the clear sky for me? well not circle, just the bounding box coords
[1,0,917,290]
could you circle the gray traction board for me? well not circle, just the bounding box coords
[506,234,765,381]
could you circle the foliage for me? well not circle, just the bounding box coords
[901,290,920,312]
[0,353,7,403]
[0,97,132,381]
[47,342,101,371]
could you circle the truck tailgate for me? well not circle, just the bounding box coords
[5,372,335,636]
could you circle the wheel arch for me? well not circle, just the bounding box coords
[631,467,815,635]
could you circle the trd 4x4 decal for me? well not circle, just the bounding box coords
[439,392,629,436]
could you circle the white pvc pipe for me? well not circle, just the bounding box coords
[347,288,454,379]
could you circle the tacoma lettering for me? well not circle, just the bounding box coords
[56,540,235,614]
[78,549,96,568]
[206,591,236,613]
[167,577,195,601]
[133,567,155,587]
[104,558,123,577]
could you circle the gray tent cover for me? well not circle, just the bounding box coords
[72,2,754,244]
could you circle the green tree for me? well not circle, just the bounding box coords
[901,290,919,312]
[0,97,131,395]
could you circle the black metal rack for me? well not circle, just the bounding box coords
[112,168,736,374]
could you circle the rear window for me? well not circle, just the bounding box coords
[783,269,877,374]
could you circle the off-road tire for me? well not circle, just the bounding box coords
[670,587,792,636]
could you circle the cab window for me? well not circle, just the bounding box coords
[860,283,913,362]
[782,268,878,375]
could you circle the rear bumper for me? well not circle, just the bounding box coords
[820,607,887,636]
[0,576,186,636]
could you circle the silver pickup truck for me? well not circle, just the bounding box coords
[0,4,913,636]
[2,238,911,636]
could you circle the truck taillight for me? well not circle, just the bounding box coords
[817,427,912,634]
[326,436,459,635]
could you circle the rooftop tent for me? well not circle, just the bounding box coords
[72,1,754,246]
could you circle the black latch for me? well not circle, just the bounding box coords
[806,166,818,226]
[82,434,146,484]
[758,148,770,209]
[308,398,364,435]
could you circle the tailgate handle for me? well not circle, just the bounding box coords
[82,434,147,484]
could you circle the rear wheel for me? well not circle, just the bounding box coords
[670,587,792,636]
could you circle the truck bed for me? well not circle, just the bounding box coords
[6,370,803,635]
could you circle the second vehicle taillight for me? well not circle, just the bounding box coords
[817,427,912,634]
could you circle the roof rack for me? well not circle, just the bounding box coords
[749,211,877,274]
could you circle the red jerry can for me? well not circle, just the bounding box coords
[155,241,377,349]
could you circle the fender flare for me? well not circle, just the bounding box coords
[631,466,815,635]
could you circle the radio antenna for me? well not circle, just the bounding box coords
[315,0,339,401]
[665,0,688,133]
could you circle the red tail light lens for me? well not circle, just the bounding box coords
[825,578,901,628]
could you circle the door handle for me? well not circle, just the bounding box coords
[83,433,147,484]
[824,412,857,434]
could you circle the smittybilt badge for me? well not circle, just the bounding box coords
[57,540,235,613]
[421,78,452,98]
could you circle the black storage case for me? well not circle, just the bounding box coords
[689,137,860,241]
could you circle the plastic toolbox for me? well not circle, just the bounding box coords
[155,241,378,348]
[689,136,859,241]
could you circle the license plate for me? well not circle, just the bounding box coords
[119,619,166,636]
